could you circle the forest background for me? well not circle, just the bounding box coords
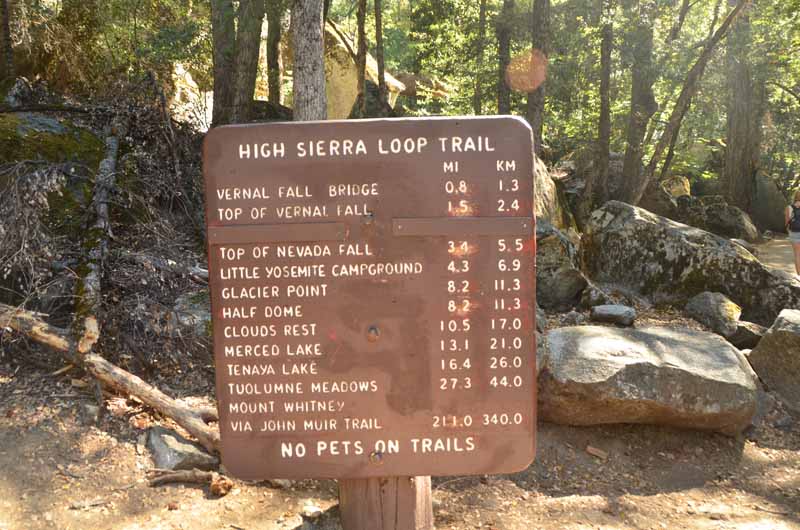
[1,0,799,217]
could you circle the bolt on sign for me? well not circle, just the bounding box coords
[202,116,537,479]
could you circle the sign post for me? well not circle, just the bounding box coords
[202,116,537,529]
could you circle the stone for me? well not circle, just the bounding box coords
[562,311,586,326]
[573,150,627,202]
[748,383,779,431]
[533,155,574,230]
[583,201,800,325]
[639,184,680,223]
[322,21,405,119]
[674,195,760,243]
[536,220,588,311]
[301,503,323,519]
[578,281,611,310]
[0,111,104,167]
[663,176,692,197]
[752,174,788,233]
[728,321,766,350]
[590,304,636,327]
[685,292,741,337]
[266,478,294,489]
[747,309,800,413]
[146,426,218,471]
[171,290,211,337]
[81,403,100,421]
[731,238,757,254]
[536,304,546,333]
[3,78,33,107]
[539,326,757,435]
[700,202,760,243]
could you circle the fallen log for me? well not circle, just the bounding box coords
[76,117,129,355]
[0,303,220,453]
[147,468,234,496]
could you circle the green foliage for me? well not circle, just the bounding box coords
[12,0,211,95]
[6,0,800,191]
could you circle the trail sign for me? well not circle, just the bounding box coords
[202,116,537,480]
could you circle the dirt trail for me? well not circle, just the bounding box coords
[756,236,796,276]
[1,361,800,530]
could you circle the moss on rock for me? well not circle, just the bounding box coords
[0,113,105,240]
[0,112,104,168]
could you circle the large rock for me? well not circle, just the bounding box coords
[321,21,405,119]
[578,280,612,310]
[590,304,636,326]
[533,156,574,230]
[583,201,800,325]
[641,189,760,243]
[573,150,626,200]
[536,220,587,311]
[639,182,679,221]
[685,292,741,337]
[663,176,691,197]
[147,426,219,471]
[0,112,105,305]
[170,290,211,337]
[729,321,766,350]
[751,174,788,233]
[676,195,760,243]
[536,304,546,333]
[539,326,757,434]
[747,309,800,412]
[0,111,104,167]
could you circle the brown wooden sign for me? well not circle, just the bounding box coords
[202,116,537,480]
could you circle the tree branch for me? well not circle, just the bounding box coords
[631,0,752,204]
[769,81,800,105]
[0,303,220,453]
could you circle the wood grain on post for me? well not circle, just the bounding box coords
[339,476,434,530]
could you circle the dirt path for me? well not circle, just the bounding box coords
[756,236,797,276]
[1,363,800,530]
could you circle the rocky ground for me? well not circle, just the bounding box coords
[1,295,799,530]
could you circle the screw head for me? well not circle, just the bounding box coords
[367,326,380,342]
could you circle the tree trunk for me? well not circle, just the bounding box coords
[723,0,762,212]
[667,0,691,42]
[473,0,487,115]
[629,0,751,205]
[617,1,658,204]
[211,0,236,127]
[355,0,367,115]
[525,0,550,155]
[291,0,327,121]
[267,0,284,104]
[0,0,13,79]
[497,0,514,114]
[232,0,267,123]
[596,1,613,205]
[409,0,420,110]
[581,0,613,219]
[708,0,723,40]
[375,0,388,113]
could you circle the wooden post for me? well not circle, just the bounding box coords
[339,476,434,530]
